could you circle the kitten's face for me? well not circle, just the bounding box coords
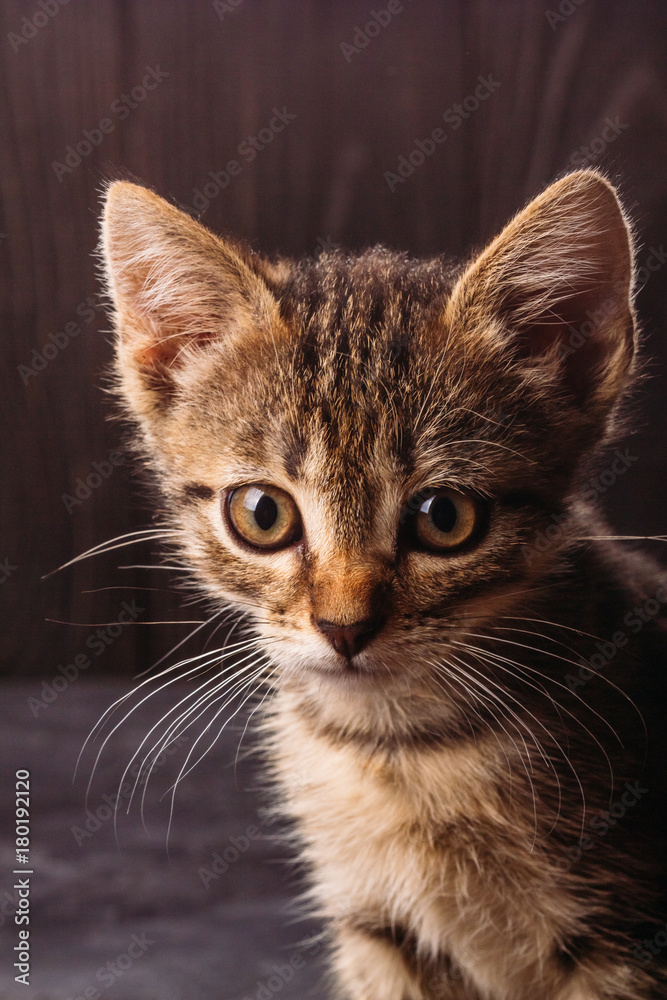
[152,258,576,693]
[100,172,635,709]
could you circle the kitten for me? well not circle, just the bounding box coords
[99,170,667,1000]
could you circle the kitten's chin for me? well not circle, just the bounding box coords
[274,650,465,742]
[286,652,387,686]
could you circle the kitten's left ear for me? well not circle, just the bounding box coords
[445,170,636,412]
[100,181,281,418]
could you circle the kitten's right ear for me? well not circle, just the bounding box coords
[444,171,636,421]
[100,182,279,416]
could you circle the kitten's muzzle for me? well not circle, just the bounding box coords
[314,616,385,660]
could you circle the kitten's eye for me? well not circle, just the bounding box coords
[226,485,302,550]
[407,487,481,553]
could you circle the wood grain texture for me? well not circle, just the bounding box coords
[1,0,666,677]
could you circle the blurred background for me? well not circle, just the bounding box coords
[1,0,666,997]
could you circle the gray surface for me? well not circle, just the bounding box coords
[0,681,327,1000]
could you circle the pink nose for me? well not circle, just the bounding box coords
[314,617,384,659]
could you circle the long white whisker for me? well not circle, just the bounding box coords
[447,649,556,769]
[163,657,274,846]
[135,604,237,678]
[137,657,276,836]
[79,637,263,794]
[81,631,260,752]
[476,621,645,725]
[437,654,540,842]
[574,535,667,542]
[456,631,630,746]
[447,647,568,834]
[130,642,276,802]
[42,527,181,579]
[452,639,605,838]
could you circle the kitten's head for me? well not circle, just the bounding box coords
[100,172,635,715]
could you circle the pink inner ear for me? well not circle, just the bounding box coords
[132,327,216,371]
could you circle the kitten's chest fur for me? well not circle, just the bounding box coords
[271,690,562,998]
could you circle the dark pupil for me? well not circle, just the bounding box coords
[253,494,279,532]
[430,496,457,534]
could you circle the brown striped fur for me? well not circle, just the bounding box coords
[100,172,667,999]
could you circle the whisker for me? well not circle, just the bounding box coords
[77,634,264,791]
[447,647,570,835]
[436,654,541,842]
[475,621,646,725]
[137,658,275,838]
[574,535,667,542]
[46,618,206,627]
[444,650,554,771]
[129,642,277,796]
[42,527,181,579]
[451,637,617,832]
[162,658,275,847]
[118,563,191,572]
[81,585,175,594]
[234,663,283,772]
[457,631,635,744]
[135,604,238,678]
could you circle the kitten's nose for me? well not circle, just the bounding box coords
[314,617,383,659]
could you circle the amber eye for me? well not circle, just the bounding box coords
[226,485,302,550]
[406,487,481,553]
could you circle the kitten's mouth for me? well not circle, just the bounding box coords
[309,646,395,685]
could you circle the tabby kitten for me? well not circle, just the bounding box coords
[100,171,667,1000]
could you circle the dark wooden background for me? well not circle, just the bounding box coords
[2,0,667,679]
